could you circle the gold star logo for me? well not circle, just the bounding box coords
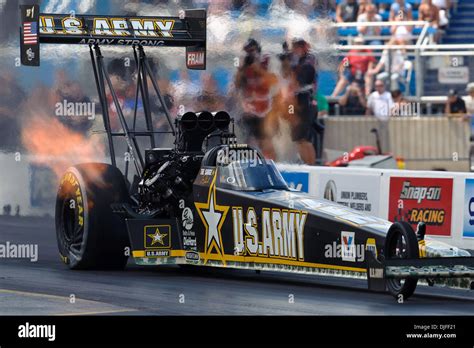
[195,174,229,265]
[144,225,170,249]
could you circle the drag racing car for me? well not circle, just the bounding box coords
[21,5,474,301]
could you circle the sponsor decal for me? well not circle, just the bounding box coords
[26,48,35,61]
[365,238,377,258]
[199,168,215,184]
[40,16,175,37]
[324,179,337,202]
[144,225,171,257]
[463,178,474,237]
[320,174,380,214]
[182,207,194,231]
[280,171,309,192]
[232,207,307,261]
[187,51,205,67]
[185,251,200,261]
[200,168,215,176]
[388,177,453,236]
[18,323,55,342]
[341,231,356,262]
[196,174,308,263]
[195,176,230,264]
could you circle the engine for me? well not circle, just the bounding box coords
[137,149,202,216]
[135,111,232,218]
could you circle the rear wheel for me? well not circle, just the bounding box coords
[384,222,419,300]
[55,163,130,269]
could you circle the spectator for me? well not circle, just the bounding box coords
[366,79,393,151]
[336,0,359,23]
[391,89,411,116]
[289,38,318,165]
[391,14,413,42]
[339,81,367,115]
[465,83,474,115]
[445,89,467,115]
[419,0,440,28]
[366,38,406,94]
[331,36,376,97]
[432,0,450,29]
[463,83,474,134]
[389,0,413,21]
[234,38,278,159]
[357,4,383,45]
[419,0,440,41]
[357,0,374,16]
[312,92,329,161]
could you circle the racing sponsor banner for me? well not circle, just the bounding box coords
[463,178,474,238]
[280,171,309,192]
[388,177,453,236]
[317,173,381,215]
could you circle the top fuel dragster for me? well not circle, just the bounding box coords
[20,4,474,301]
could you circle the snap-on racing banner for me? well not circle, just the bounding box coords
[388,177,453,236]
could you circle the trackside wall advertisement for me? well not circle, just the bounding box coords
[317,173,381,215]
[280,171,309,193]
[388,177,453,236]
[463,178,474,238]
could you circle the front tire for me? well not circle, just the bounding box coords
[55,163,130,270]
[384,222,419,300]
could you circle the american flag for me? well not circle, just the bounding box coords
[23,22,37,45]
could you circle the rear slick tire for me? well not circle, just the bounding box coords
[55,163,130,270]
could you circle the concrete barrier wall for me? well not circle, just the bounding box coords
[324,117,470,171]
[279,164,474,250]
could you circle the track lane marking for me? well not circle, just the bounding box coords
[0,288,137,315]
[53,308,137,316]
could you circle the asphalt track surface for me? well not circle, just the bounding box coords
[1,216,474,315]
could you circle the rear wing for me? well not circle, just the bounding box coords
[19,4,207,69]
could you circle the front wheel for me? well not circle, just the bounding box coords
[55,163,130,270]
[384,222,419,300]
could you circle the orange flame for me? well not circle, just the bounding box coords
[21,111,106,180]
